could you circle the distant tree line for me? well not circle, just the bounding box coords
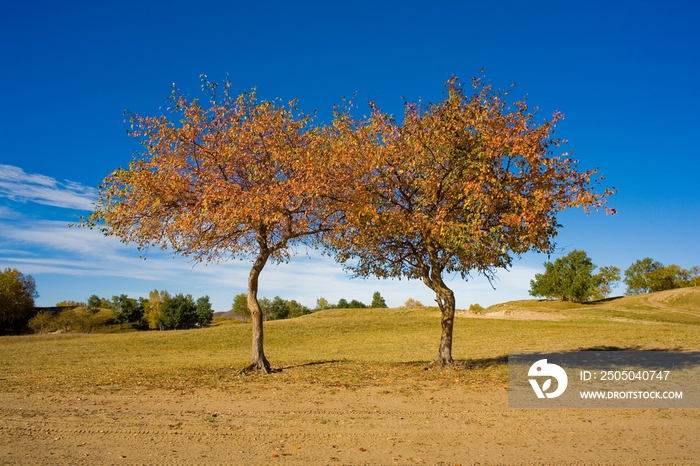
[231,291,388,322]
[26,290,213,334]
[232,294,311,321]
[317,292,388,311]
[529,250,699,303]
[623,258,699,295]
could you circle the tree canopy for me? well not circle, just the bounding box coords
[324,77,615,364]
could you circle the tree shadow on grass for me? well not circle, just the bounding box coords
[580,296,626,305]
[578,345,685,352]
[269,357,510,374]
[270,359,347,373]
[397,356,509,371]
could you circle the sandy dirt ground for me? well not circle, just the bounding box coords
[1,380,698,465]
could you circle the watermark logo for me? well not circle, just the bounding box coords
[528,359,568,399]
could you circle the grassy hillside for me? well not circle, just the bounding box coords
[485,286,700,325]
[1,288,698,393]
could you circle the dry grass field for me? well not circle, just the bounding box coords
[1,287,699,465]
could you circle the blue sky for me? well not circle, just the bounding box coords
[1,0,698,310]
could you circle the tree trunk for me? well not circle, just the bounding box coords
[434,285,456,365]
[422,245,456,365]
[246,252,271,373]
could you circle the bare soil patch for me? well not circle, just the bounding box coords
[1,380,698,465]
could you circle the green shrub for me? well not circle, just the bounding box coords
[27,311,56,334]
[469,303,485,314]
[28,308,112,334]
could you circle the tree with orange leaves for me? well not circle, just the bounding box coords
[325,76,616,365]
[87,77,337,373]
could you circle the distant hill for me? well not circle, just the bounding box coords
[214,310,245,321]
[480,287,700,325]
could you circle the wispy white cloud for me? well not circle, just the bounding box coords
[0,206,19,219]
[0,164,97,211]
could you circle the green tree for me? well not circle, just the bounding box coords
[624,258,663,294]
[621,258,691,294]
[196,295,214,326]
[336,298,349,309]
[348,299,366,309]
[371,291,388,308]
[160,293,197,329]
[110,294,142,325]
[257,297,273,320]
[529,250,598,303]
[681,266,700,287]
[87,295,102,314]
[637,263,699,293]
[287,299,310,318]
[232,293,250,321]
[0,268,38,328]
[269,296,289,320]
[592,265,621,300]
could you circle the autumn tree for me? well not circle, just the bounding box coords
[325,76,615,365]
[144,289,170,329]
[315,297,330,310]
[404,298,424,309]
[87,77,337,372]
